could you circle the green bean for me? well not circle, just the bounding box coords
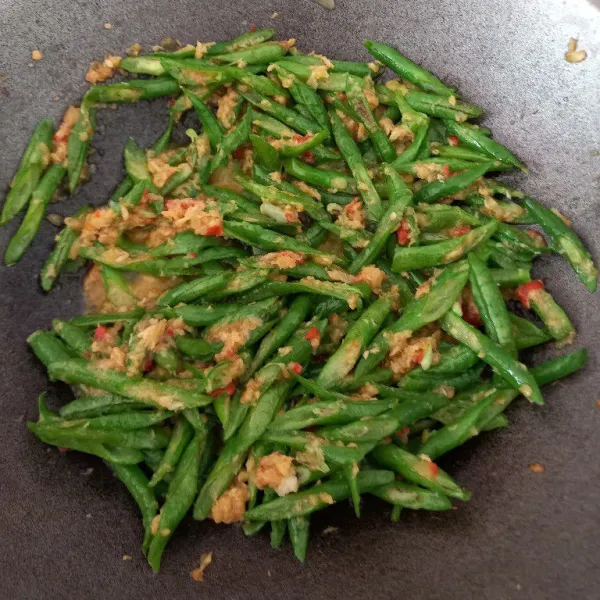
[370,481,453,511]
[346,77,396,162]
[222,393,250,441]
[223,220,342,264]
[184,90,225,150]
[109,176,134,206]
[245,295,312,378]
[396,364,484,393]
[349,164,413,274]
[269,517,286,548]
[413,161,493,204]
[364,41,455,97]
[203,298,279,337]
[262,430,369,466]
[85,76,180,104]
[277,67,331,133]
[176,336,219,360]
[415,204,479,233]
[148,429,207,572]
[522,197,598,292]
[204,269,273,301]
[28,419,170,450]
[153,348,181,374]
[439,349,588,434]
[270,398,397,431]
[76,410,173,430]
[59,394,147,419]
[1,118,53,226]
[277,130,330,158]
[47,358,214,410]
[241,89,317,134]
[319,221,371,249]
[391,123,430,167]
[433,144,495,162]
[4,164,66,265]
[100,264,137,309]
[194,379,293,520]
[239,277,368,311]
[30,400,144,463]
[530,348,588,386]
[520,284,575,343]
[208,28,276,56]
[208,109,253,175]
[202,183,261,214]
[241,321,326,406]
[27,330,73,366]
[288,516,310,562]
[79,245,242,277]
[273,60,351,92]
[160,164,193,195]
[149,416,195,487]
[52,319,91,356]
[109,462,158,553]
[392,219,498,271]
[405,91,483,119]
[329,110,384,221]
[509,314,552,349]
[372,444,470,500]
[440,311,543,405]
[355,262,469,377]
[284,54,378,77]
[283,157,357,193]
[468,253,516,355]
[316,410,400,443]
[120,55,175,76]
[124,137,151,182]
[157,272,232,306]
[235,173,329,221]
[490,267,531,287]
[67,103,95,193]
[250,134,280,171]
[418,391,498,459]
[316,298,392,388]
[244,470,395,521]
[148,231,223,257]
[444,120,526,171]
[213,42,289,65]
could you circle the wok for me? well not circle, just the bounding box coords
[0,0,599,598]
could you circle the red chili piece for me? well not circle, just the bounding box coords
[396,220,411,246]
[94,325,108,341]
[515,280,544,308]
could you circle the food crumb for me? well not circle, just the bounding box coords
[31,49,44,61]
[565,38,587,64]
[528,462,545,473]
[190,552,213,582]
[271,11,279,18]
[126,42,142,57]
[104,22,112,30]
[122,554,132,561]
[595,399,600,409]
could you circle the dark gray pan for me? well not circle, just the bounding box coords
[0,1,599,598]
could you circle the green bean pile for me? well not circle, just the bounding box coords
[5,28,596,572]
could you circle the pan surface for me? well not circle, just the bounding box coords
[0,1,599,598]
